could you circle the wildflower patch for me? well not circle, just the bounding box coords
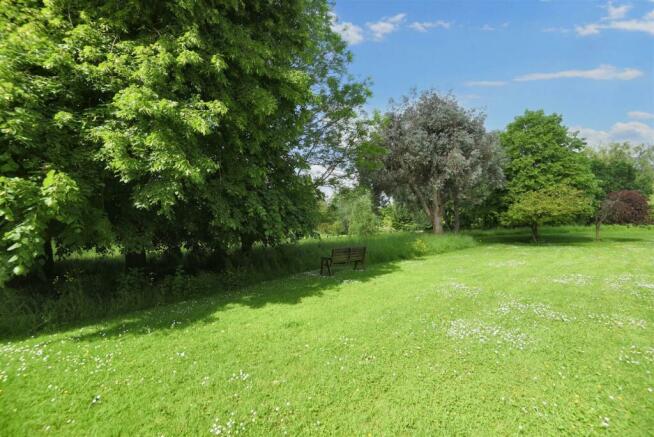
[444,319,531,350]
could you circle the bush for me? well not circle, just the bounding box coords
[605,190,650,224]
[380,203,426,232]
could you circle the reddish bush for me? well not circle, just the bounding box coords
[605,190,650,224]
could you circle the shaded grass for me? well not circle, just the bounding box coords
[0,232,476,338]
[1,226,652,435]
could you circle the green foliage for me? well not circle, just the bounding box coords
[588,143,654,197]
[376,91,503,233]
[501,110,599,199]
[347,193,378,236]
[329,188,378,235]
[0,171,81,284]
[1,0,353,282]
[380,203,428,232]
[501,110,599,240]
[503,185,594,241]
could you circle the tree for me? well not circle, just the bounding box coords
[588,143,654,197]
[376,91,502,234]
[503,185,594,242]
[347,193,379,236]
[502,110,598,198]
[607,190,650,223]
[295,72,372,189]
[331,188,378,235]
[445,131,505,232]
[0,0,352,284]
[500,110,599,240]
[595,190,650,240]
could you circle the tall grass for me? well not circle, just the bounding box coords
[0,232,476,337]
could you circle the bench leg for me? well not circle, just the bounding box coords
[321,259,333,276]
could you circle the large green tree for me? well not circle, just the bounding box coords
[0,0,354,284]
[500,110,598,240]
[502,110,598,198]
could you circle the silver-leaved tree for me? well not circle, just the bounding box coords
[376,90,504,233]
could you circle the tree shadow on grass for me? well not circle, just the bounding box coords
[61,261,402,343]
[469,227,651,247]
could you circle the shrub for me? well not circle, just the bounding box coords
[605,190,650,224]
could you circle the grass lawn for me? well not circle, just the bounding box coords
[1,227,653,435]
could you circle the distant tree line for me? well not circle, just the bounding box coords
[321,91,653,242]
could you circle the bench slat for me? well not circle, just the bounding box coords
[321,246,366,275]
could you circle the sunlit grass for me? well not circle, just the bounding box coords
[1,226,653,434]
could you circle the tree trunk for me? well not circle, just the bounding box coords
[451,187,461,233]
[125,249,146,270]
[453,200,460,234]
[530,223,539,243]
[165,245,182,261]
[595,220,601,241]
[43,237,55,279]
[431,191,444,234]
[240,235,255,254]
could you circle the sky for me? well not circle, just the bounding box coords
[330,0,654,147]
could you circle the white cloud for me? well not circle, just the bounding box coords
[573,126,611,147]
[464,80,508,87]
[543,27,571,33]
[628,111,654,120]
[573,121,654,148]
[605,18,654,35]
[367,13,406,41]
[575,23,602,35]
[409,20,451,32]
[330,13,364,45]
[514,64,643,81]
[576,3,654,36]
[480,22,508,32]
[604,2,631,20]
[466,64,643,89]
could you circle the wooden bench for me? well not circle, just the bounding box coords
[320,246,366,276]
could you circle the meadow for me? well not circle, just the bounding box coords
[1,226,653,435]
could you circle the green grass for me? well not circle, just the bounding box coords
[1,226,653,435]
[0,232,475,336]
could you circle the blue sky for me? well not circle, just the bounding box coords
[330,0,654,147]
